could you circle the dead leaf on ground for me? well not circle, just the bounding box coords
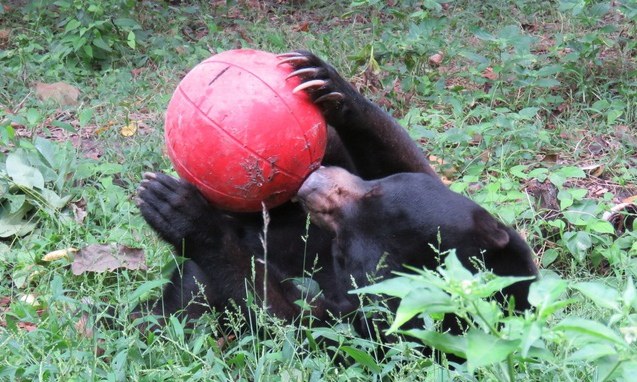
[0,29,10,49]
[293,21,310,32]
[525,179,559,211]
[603,202,637,234]
[540,153,558,164]
[34,82,80,106]
[614,125,637,148]
[120,121,138,137]
[482,67,498,80]
[216,334,236,350]
[75,312,93,338]
[131,67,147,78]
[72,244,147,275]
[623,195,637,204]
[42,247,77,262]
[17,322,38,332]
[429,52,444,66]
[581,163,605,178]
[429,155,458,179]
[72,200,88,224]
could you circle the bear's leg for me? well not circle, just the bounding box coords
[280,51,437,180]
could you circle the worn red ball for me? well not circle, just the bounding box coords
[164,49,327,212]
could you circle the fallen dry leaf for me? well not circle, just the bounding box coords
[482,67,498,80]
[35,82,80,106]
[19,294,37,305]
[541,153,558,164]
[581,163,605,178]
[0,29,9,49]
[72,244,147,275]
[623,195,637,204]
[216,334,236,350]
[42,248,77,262]
[293,22,310,32]
[72,200,88,224]
[17,322,37,332]
[603,202,637,234]
[131,67,147,78]
[525,179,559,211]
[120,121,138,137]
[429,52,444,66]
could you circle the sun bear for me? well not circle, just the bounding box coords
[136,50,538,339]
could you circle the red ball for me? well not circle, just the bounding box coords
[164,49,327,212]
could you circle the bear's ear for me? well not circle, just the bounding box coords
[472,209,510,250]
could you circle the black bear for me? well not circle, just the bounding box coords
[136,50,538,333]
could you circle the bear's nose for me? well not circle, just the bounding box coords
[298,168,328,199]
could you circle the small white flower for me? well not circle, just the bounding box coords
[620,326,637,344]
[461,279,473,294]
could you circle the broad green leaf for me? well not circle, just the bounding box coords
[535,78,560,88]
[528,167,548,182]
[340,346,382,373]
[25,108,41,126]
[567,343,617,361]
[352,276,417,298]
[5,194,26,213]
[402,329,467,358]
[113,18,140,28]
[64,19,81,32]
[517,107,539,119]
[51,120,76,133]
[40,189,71,210]
[78,108,93,127]
[0,204,37,238]
[83,44,93,58]
[621,361,637,381]
[607,109,623,125]
[127,279,168,303]
[169,315,185,343]
[573,281,620,311]
[441,252,473,282]
[587,219,615,234]
[471,299,502,330]
[92,37,112,52]
[388,286,453,333]
[519,321,542,358]
[528,275,569,316]
[554,317,626,347]
[623,277,637,310]
[563,231,592,261]
[466,329,520,373]
[127,31,136,49]
[563,200,599,225]
[480,275,537,298]
[34,137,56,168]
[536,64,563,76]
[6,151,44,189]
[558,189,573,210]
[509,164,528,179]
[556,166,586,178]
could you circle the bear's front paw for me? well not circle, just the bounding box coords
[278,50,353,110]
[136,172,210,245]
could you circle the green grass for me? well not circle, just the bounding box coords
[1,0,636,380]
